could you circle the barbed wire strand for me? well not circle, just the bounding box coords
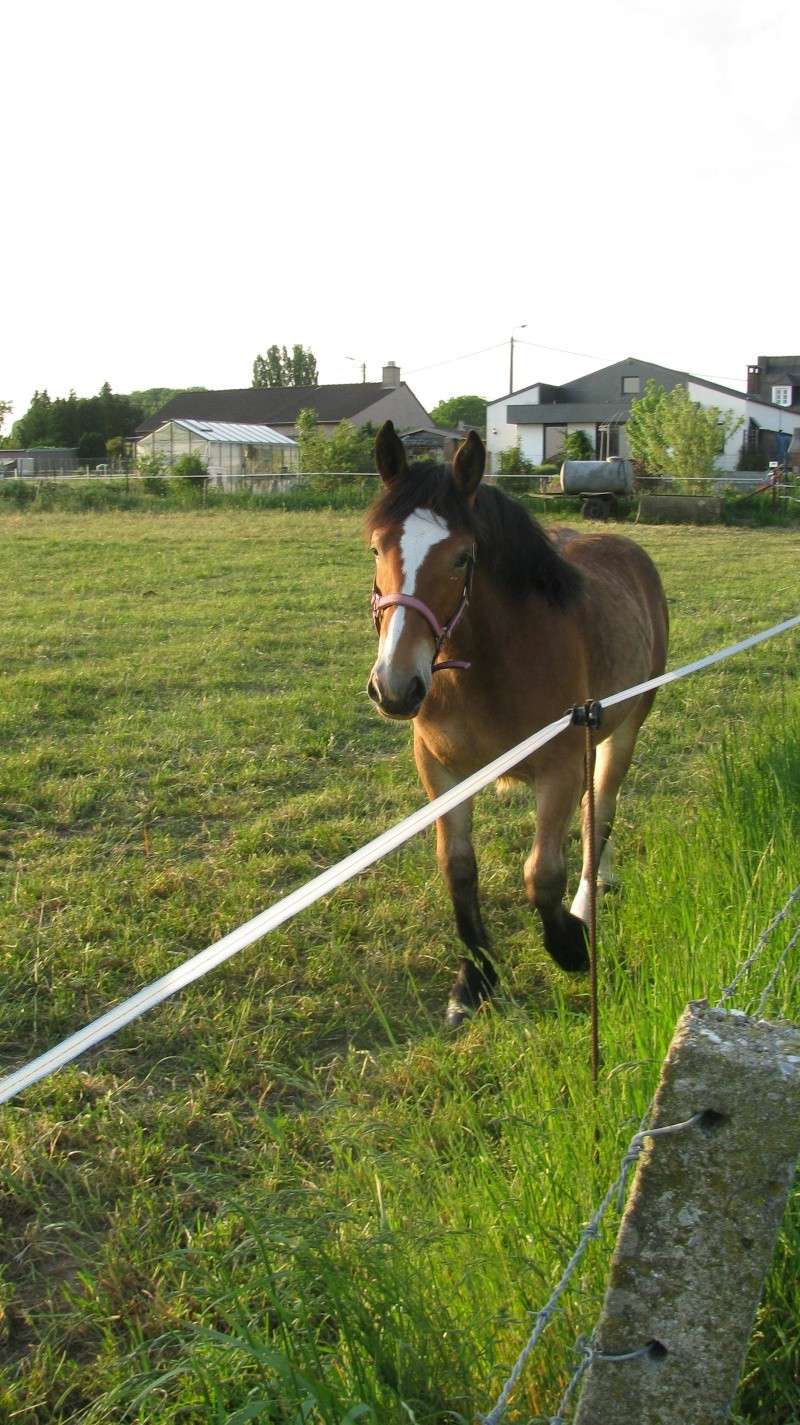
[754,922,800,1019]
[717,883,800,1005]
[479,1114,704,1425]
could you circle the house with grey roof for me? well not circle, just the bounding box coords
[135,363,435,444]
[486,356,800,473]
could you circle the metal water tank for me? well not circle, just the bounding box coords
[560,459,634,496]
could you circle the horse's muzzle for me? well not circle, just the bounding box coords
[367,671,427,720]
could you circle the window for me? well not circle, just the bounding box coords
[771,385,792,407]
[622,375,641,396]
[544,425,567,461]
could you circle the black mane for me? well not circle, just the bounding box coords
[366,462,583,607]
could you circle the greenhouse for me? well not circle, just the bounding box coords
[136,418,299,480]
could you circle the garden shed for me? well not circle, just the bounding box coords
[136,419,299,480]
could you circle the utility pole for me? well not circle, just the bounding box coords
[509,323,527,393]
[345,355,366,383]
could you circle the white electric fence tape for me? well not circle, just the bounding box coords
[1,612,798,1108]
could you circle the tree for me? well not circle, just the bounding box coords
[429,394,487,432]
[252,344,318,388]
[129,387,207,419]
[289,344,318,386]
[8,383,143,450]
[626,379,743,480]
[295,408,374,476]
[0,400,11,438]
[77,431,105,461]
[106,435,126,469]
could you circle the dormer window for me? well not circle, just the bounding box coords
[622,375,641,395]
[771,385,792,406]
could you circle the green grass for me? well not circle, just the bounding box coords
[0,510,799,1424]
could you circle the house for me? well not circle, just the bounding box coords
[135,419,298,479]
[135,363,435,444]
[747,355,800,409]
[486,356,800,474]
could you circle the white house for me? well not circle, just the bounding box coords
[486,357,800,473]
[136,418,299,479]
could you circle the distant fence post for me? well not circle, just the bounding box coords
[573,1001,800,1424]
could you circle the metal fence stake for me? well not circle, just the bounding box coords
[573,1001,800,1424]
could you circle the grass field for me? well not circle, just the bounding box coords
[1,506,799,1424]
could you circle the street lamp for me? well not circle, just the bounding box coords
[345,355,367,383]
[509,323,527,394]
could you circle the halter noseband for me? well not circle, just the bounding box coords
[371,547,475,673]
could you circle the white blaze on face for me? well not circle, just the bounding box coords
[378,510,451,665]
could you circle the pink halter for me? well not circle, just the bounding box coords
[371,549,475,673]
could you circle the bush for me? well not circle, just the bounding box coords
[498,445,535,474]
[170,452,209,496]
[137,452,169,496]
[0,478,38,507]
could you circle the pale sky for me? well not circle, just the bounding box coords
[3,0,798,434]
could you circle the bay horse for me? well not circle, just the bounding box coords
[366,421,668,1028]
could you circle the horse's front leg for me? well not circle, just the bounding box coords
[525,752,590,973]
[414,737,496,1028]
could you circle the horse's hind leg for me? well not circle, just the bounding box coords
[570,699,652,925]
[415,739,496,1029]
[524,752,589,972]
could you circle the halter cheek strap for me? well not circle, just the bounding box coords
[371,552,475,673]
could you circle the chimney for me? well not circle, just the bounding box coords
[747,362,761,396]
[382,361,401,388]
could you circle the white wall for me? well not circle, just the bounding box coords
[519,425,545,464]
[486,384,543,471]
[687,382,747,471]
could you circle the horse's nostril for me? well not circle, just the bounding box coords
[367,676,382,704]
[409,675,426,706]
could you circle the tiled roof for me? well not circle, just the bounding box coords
[136,384,395,435]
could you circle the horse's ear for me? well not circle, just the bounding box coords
[375,421,408,486]
[452,430,485,502]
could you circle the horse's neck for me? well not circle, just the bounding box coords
[470,564,585,671]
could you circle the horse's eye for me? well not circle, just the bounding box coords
[454,551,470,569]
[369,546,378,557]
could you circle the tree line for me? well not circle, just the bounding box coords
[2,384,206,459]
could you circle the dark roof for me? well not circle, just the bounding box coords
[136,383,399,435]
[494,356,800,418]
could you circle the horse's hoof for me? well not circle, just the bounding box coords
[445,998,472,1030]
[543,911,590,973]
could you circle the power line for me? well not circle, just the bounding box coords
[516,337,603,361]
[404,342,508,376]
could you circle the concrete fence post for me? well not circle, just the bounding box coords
[573,1000,800,1425]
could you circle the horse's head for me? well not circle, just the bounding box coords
[366,421,485,719]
